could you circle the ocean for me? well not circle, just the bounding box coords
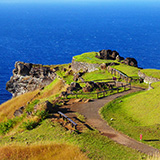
[0,1,160,104]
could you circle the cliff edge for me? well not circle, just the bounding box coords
[6,61,57,97]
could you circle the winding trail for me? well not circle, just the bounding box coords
[67,86,160,155]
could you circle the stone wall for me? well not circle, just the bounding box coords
[71,58,100,72]
[138,71,160,83]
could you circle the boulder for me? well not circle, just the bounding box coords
[123,57,138,67]
[15,62,32,76]
[97,49,121,60]
[82,85,92,92]
[111,51,119,59]
[34,101,53,113]
[100,63,107,70]
[65,70,73,76]
[14,106,25,117]
[66,82,82,93]
[73,71,85,81]
[59,91,68,97]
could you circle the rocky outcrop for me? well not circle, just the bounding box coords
[34,101,53,113]
[123,57,138,67]
[96,49,138,67]
[138,71,160,83]
[6,61,57,97]
[96,49,124,61]
[14,106,25,117]
[71,58,100,72]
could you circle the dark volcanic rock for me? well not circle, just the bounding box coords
[6,61,57,97]
[14,106,25,117]
[66,82,82,93]
[97,49,122,60]
[34,101,53,113]
[123,57,138,67]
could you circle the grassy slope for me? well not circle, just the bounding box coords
[0,76,144,159]
[1,53,158,159]
[73,52,116,64]
[0,90,40,122]
[82,69,113,81]
[0,78,64,122]
[38,78,65,102]
[101,81,160,149]
[0,119,144,160]
[73,52,141,78]
[111,64,140,77]
[0,143,88,160]
[141,69,160,79]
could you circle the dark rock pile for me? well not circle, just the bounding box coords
[122,57,138,67]
[6,61,57,97]
[96,49,124,61]
[82,81,115,93]
[96,49,138,67]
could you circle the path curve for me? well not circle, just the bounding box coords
[68,86,160,155]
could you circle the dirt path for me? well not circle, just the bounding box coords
[66,86,160,155]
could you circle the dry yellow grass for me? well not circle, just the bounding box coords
[147,155,160,160]
[38,79,65,100]
[0,90,40,122]
[0,79,65,122]
[0,143,89,160]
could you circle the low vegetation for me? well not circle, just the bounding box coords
[0,90,40,122]
[1,52,160,159]
[0,143,88,160]
[73,52,116,64]
[111,63,140,77]
[141,69,160,79]
[82,69,113,82]
[0,120,144,160]
[101,81,160,149]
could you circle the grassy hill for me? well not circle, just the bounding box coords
[101,81,160,149]
[1,51,158,159]
[141,69,160,79]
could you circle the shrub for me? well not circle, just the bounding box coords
[36,110,49,121]
[0,119,15,135]
[21,120,39,130]
[25,99,40,113]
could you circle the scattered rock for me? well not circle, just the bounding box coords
[14,106,25,117]
[65,70,73,76]
[34,101,53,113]
[74,99,83,103]
[66,82,82,93]
[100,63,107,70]
[83,99,92,103]
[63,68,67,72]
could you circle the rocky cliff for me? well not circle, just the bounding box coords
[6,61,57,97]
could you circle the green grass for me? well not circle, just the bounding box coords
[141,69,160,79]
[0,119,144,160]
[111,63,140,77]
[101,82,160,149]
[56,65,74,85]
[41,78,59,93]
[25,99,40,112]
[67,86,129,100]
[73,52,117,64]
[82,69,113,82]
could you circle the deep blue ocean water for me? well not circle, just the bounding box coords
[0,2,160,104]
